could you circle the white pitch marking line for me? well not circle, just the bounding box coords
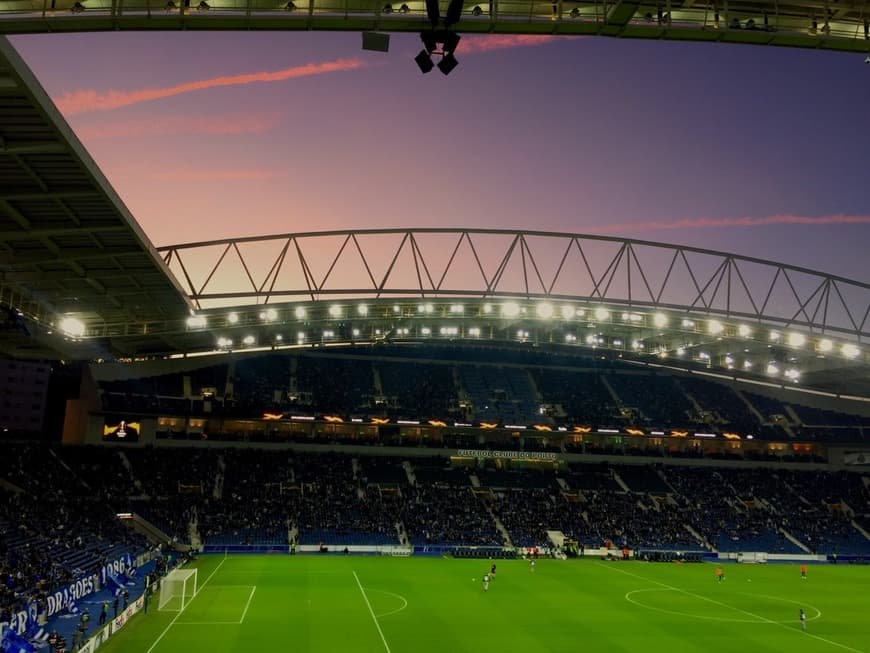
[239,586,257,624]
[368,589,408,618]
[145,557,227,653]
[353,570,392,653]
[599,563,864,653]
[174,622,240,626]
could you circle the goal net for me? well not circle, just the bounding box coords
[159,569,198,611]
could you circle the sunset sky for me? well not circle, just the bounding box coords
[8,31,870,283]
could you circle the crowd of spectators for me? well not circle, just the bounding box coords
[3,440,870,624]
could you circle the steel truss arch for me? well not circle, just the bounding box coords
[158,228,870,342]
[0,1,869,56]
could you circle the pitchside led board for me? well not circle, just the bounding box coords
[103,420,140,442]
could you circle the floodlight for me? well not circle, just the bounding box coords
[653,312,668,328]
[276,334,283,341]
[769,330,781,342]
[737,324,752,337]
[217,337,232,348]
[536,303,554,319]
[186,315,207,329]
[676,347,685,356]
[295,306,307,319]
[560,305,574,320]
[442,31,461,54]
[784,368,800,381]
[594,306,609,321]
[358,304,369,316]
[415,50,435,73]
[261,308,277,321]
[502,302,520,317]
[787,332,806,348]
[297,331,306,340]
[438,52,459,75]
[352,328,360,337]
[228,312,239,324]
[682,319,695,328]
[328,304,343,318]
[243,335,255,345]
[818,338,833,353]
[842,343,860,359]
[60,316,85,337]
[708,320,724,335]
[483,304,493,314]
[469,327,481,336]
[766,362,779,375]
[421,327,431,335]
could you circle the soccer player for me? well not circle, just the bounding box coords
[799,609,806,631]
[482,573,490,591]
[800,564,807,580]
[530,559,536,572]
[715,566,724,583]
[490,563,497,578]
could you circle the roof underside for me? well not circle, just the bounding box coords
[0,0,869,53]
[0,36,190,358]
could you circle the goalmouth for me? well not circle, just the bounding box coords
[159,568,198,611]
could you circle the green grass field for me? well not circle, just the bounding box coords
[100,555,869,653]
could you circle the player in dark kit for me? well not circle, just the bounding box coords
[490,564,497,578]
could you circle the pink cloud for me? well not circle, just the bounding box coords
[461,34,565,53]
[74,113,282,140]
[152,168,275,182]
[55,59,368,115]
[593,214,870,234]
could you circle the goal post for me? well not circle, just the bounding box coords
[158,569,198,611]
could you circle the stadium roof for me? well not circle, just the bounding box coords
[0,0,868,55]
[0,36,192,358]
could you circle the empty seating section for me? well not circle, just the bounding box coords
[377,361,457,418]
[606,374,692,427]
[295,357,374,414]
[678,377,759,433]
[459,365,538,423]
[534,369,618,425]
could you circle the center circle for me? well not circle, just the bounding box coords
[624,588,822,624]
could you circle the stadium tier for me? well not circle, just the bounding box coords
[91,349,868,444]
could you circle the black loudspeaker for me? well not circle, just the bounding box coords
[362,32,391,52]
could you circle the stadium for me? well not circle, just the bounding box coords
[1,6,870,653]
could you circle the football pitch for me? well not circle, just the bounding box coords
[101,554,869,653]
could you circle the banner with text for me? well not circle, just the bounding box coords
[456,449,559,461]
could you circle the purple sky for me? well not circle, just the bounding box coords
[9,31,870,283]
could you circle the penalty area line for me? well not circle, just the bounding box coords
[239,586,257,624]
[145,556,228,653]
[353,570,392,653]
